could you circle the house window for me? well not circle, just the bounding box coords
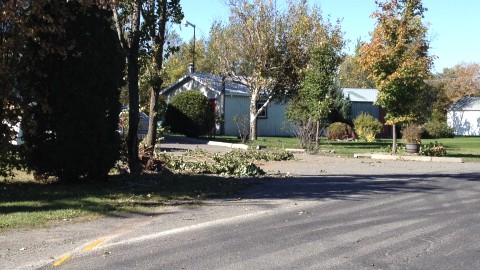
[256,101,268,119]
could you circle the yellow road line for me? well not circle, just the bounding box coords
[83,238,105,251]
[53,254,71,267]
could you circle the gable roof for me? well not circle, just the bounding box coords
[449,96,480,111]
[161,72,250,96]
[162,73,380,102]
[342,88,378,103]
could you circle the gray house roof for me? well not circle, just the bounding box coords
[162,74,380,103]
[342,88,378,102]
[449,96,480,111]
[161,73,250,96]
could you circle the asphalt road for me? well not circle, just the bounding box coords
[3,153,480,270]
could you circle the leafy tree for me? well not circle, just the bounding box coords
[286,32,344,149]
[211,0,333,140]
[435,63,480,103]
[141,0,183,154]
[1,1,24,178]
[360,0,433,153]
[111,0,183,171]
[161,38,216,86]
[19,2,124,181]
[338,40,375,89]
[111,0,143,173]
[1,0,114,179]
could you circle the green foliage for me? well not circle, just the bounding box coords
[19,3,124,181]
[211,0,344,140]
[401,124,423,144]
[338,40,375,89]
[420,141,447,157]
[329,87,352,124]
[164,90,215,137]
[155,95,168,121]
[423,120,455,138]
[361,0,433,122]
[353,113,383,142]
[161,38,217,86]
[160,148,293,177]
[286,31,344,148]
[327,122,353,140]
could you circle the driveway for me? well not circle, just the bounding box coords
[2,139,480,270]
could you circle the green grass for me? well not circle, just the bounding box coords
[422,137,480,162]
[206,135,480,161]
[0,171,252,231]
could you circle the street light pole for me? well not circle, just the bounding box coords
[183,20,196,72]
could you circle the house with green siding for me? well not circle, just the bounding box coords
[161,72,384,137]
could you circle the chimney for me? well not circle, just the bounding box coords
[188,63,195,74]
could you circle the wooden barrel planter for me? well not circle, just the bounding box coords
[405,143,421,154]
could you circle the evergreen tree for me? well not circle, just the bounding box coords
[20,2,124,181]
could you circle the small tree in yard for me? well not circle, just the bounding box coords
[360,0,433,153]
[286,25,344,151]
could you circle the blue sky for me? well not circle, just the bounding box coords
[174,0,480,73]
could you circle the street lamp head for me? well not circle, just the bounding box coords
[183,20,195,28]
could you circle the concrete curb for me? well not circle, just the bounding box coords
[285,148,306,153]
[354,153,463,163]
[207,141,249,150]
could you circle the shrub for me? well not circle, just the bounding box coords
[233,114,250,143]
[164,90,215,138]
[353,113,383,142]
[420,141,447,157]
[401,123,423,144]
[423,120,454,138]
[327,122,353,140]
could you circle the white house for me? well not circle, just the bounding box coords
[447,96,480,136]
[161,72,384,137]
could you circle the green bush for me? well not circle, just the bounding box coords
[423,120,454,138]
[327,122,353,140]
[353,113,383,142]
[164,90,215,138]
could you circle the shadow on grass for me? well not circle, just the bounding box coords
[0,173,255,219]
[4,168,479,230]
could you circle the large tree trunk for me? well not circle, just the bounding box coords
[145,84,160,149]
[145,0,168,150]
[126,0,142,174]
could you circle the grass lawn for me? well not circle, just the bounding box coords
[423,137,480,162]
[203,135,480,162]
[0,171,252,232]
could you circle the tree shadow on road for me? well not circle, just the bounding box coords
[243,172,480,201]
